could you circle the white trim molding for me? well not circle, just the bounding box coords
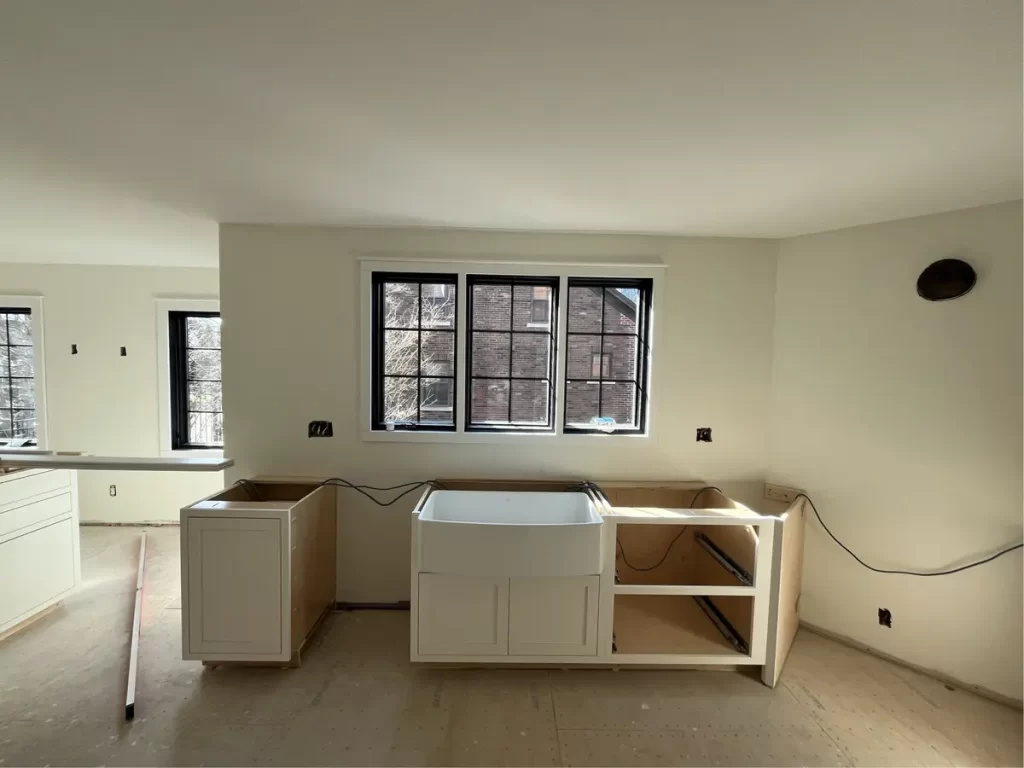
[0,295,48,450]
[359,259,663,443]
[155,297,222,458]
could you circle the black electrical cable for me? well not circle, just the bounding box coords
[615,485,723,572]
[796,492,1023,577]
[233,477,446,507]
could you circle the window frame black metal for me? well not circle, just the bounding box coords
[169,310,224,449]
[562,277,653,436]
[0,308,36,446]
[371,272,459,432]
[465,274,560,433]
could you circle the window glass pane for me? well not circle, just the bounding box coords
[420,331,455,376]
[511,380,549,425]
[0,411,9,438]
[471,332,510,377]
[565,381,600,425]
[9,346,33,378]
[470,378,510,423]
[421,284,456,328]
[383,377,418,424]
[384,282,419,328]
[511,333,550,378]
[472,284,511,330]
[513,284,549,330]
[384,330,419,375]
[11,379,34,409]
[603,335,637,380]
[601,381,637,425]
[12,410,35,440]
[0,381,8,408]
[6,314,30,345]
[186,316,221,349]
[603,287,640,334]
[566,335,602,379]
[0,347,7,377]
[188,411,223,446]
[186,349,221,381]
[419,378,454,424]
[567,285,603,333]
[0,318,7,345]
[188,380,222,412]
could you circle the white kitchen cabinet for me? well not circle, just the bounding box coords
[186,517,284,656]
[0,469,80,639]
[417,573,508,656]
[181,481,336,663]
[509,576,599,656]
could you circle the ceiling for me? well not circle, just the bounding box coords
[0,0,1020,267]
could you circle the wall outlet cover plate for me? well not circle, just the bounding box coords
[764,483,801,504]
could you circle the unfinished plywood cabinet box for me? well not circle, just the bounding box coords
[0,468,81,639]
[180,481,336,664]
[410,480,805,687]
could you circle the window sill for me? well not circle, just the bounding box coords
[361,430,647,444]
[161,448,225,459]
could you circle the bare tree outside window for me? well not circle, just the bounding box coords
[0,309,36,444]
[377,277,457,428]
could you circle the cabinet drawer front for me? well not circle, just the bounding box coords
[0,470,71,511]
[0,518,77,631]
[186,517,284,657]
[0,492,73,539]
[509,576,600,656]
[418,573,509,656]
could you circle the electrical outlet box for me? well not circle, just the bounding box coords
[764,483,800,504]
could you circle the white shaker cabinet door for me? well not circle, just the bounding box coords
[186,517,285,657]
[509,576,599,656]
[417,573,509,656]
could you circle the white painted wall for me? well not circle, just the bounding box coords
[770,201,1023,699]
[0,264,223,522]
[219,226,778,602]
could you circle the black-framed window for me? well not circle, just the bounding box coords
[0,309,37,445]
[371,273,458,430]
[466,275,558,431]
[564,278,652,434]
[169,311,223,449]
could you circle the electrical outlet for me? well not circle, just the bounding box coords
[764,483,801,504]
[109,485,117,497]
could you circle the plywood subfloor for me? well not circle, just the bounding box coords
[0,526,1019,767]
[613,594,745,656]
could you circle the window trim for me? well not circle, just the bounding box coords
[563,277,653,436]
[371,271,459,432]
[0,296,47,450]
[359,259,661,443]
[465,274,559,433]
[156,298,222,457]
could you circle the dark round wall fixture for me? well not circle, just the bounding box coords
[916,258,976,301]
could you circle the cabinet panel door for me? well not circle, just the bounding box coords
[509,575,599,656]
[0,518,76,632]
[187,517,284,657]
[418,573,509,656]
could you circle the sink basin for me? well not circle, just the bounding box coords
[417,491,604,578]
[419,490,602,525]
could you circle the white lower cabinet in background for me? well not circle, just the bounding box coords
[416,573,599,657]
[0,469,81,638]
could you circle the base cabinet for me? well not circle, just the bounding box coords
[416,573,599,657]
[181,482,336,663]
